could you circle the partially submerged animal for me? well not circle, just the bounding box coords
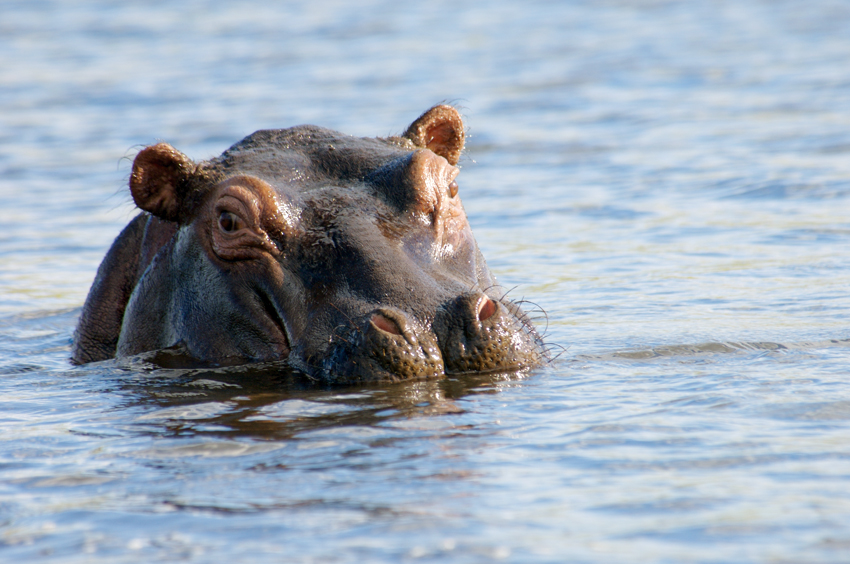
[72,105,544,382]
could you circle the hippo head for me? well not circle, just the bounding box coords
[115,105,545,383]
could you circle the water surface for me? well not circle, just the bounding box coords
[2,1,850,562]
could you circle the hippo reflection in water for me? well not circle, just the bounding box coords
[72,105,545,382]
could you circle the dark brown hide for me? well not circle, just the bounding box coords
[73,105,544,382]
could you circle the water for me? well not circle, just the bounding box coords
[2,0,850,561]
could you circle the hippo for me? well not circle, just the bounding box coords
[72,105,544,383]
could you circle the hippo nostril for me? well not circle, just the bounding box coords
[477,297,497,321]
[370,313,403,335]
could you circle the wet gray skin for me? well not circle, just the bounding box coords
[72,105,545,383]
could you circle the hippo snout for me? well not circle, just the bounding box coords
[320,307,444,382]
[434,294,544,375]
[319,295,544,383]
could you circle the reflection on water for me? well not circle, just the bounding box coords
[115,354,525,442]
[3,0,850,562]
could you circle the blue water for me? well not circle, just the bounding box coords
[3,1,850,562]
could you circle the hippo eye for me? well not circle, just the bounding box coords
[218,211,244,233]
[448,181,459,198]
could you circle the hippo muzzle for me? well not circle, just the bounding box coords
[316,292,542,383]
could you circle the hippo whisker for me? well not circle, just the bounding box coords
[329,326,358,348]
[510,299,549,336]
[543,343,569,363]
[327,302,364,335]
[495,285,520,300]
[478,283,509,298]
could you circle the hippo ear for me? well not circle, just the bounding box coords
[403,105,465,166]
[130,143,196,223]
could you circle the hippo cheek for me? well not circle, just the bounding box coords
[316,308,445,383]
[187,277,295,363]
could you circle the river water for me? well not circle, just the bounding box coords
[2,1,850,562]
